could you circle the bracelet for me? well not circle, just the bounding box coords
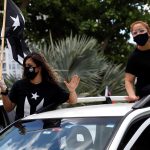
[1,88,8,95]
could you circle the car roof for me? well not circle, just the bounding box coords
[23,103,134,120]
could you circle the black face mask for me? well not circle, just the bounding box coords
[24,67,38,80]
[133,33,149,46]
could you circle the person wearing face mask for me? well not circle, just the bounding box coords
[0,52,80,120]
[125,21,150,102]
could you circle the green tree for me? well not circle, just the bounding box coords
[1,0,150,63]
[1,0,149,64]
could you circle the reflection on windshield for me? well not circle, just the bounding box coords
[0,117,121,150]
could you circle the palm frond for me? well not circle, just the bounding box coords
[28,34,126,96]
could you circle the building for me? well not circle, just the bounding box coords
[2,48,22,79]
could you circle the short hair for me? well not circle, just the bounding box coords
[130,21,150,32]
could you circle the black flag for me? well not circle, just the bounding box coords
[5,0,30,64]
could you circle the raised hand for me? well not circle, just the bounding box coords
[64,75,80,93]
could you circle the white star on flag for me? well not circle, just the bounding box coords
[5,0,30,64]
[31,92,39,100]
[10,15,20,30]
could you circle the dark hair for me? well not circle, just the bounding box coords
[23,52,59,84]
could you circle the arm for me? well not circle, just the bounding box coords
[64,75,80,104]
[68,91,78,104]
[0,81,16,112]
[1,94,16,112]
[125,73,139,101]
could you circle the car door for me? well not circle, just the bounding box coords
[119,117,150,150]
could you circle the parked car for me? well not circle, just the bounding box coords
[0,95,150,150]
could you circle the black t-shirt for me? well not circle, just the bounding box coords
[9,79,69,120]
[125,48,150,97]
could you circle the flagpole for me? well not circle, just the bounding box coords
[0,0,7,80]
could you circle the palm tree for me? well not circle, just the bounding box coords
[30,34,126,96]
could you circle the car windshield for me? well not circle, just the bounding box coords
[0,117,121,150]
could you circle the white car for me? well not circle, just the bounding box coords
[0,95,150,150]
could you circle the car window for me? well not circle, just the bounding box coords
[0,117,121,150]
[118,117,149,149]
[123,117,150,150]
[118,117,150,150]
[131,124,150,150]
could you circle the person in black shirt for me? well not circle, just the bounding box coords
[0,52,80,120]
[125,21,150,101]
